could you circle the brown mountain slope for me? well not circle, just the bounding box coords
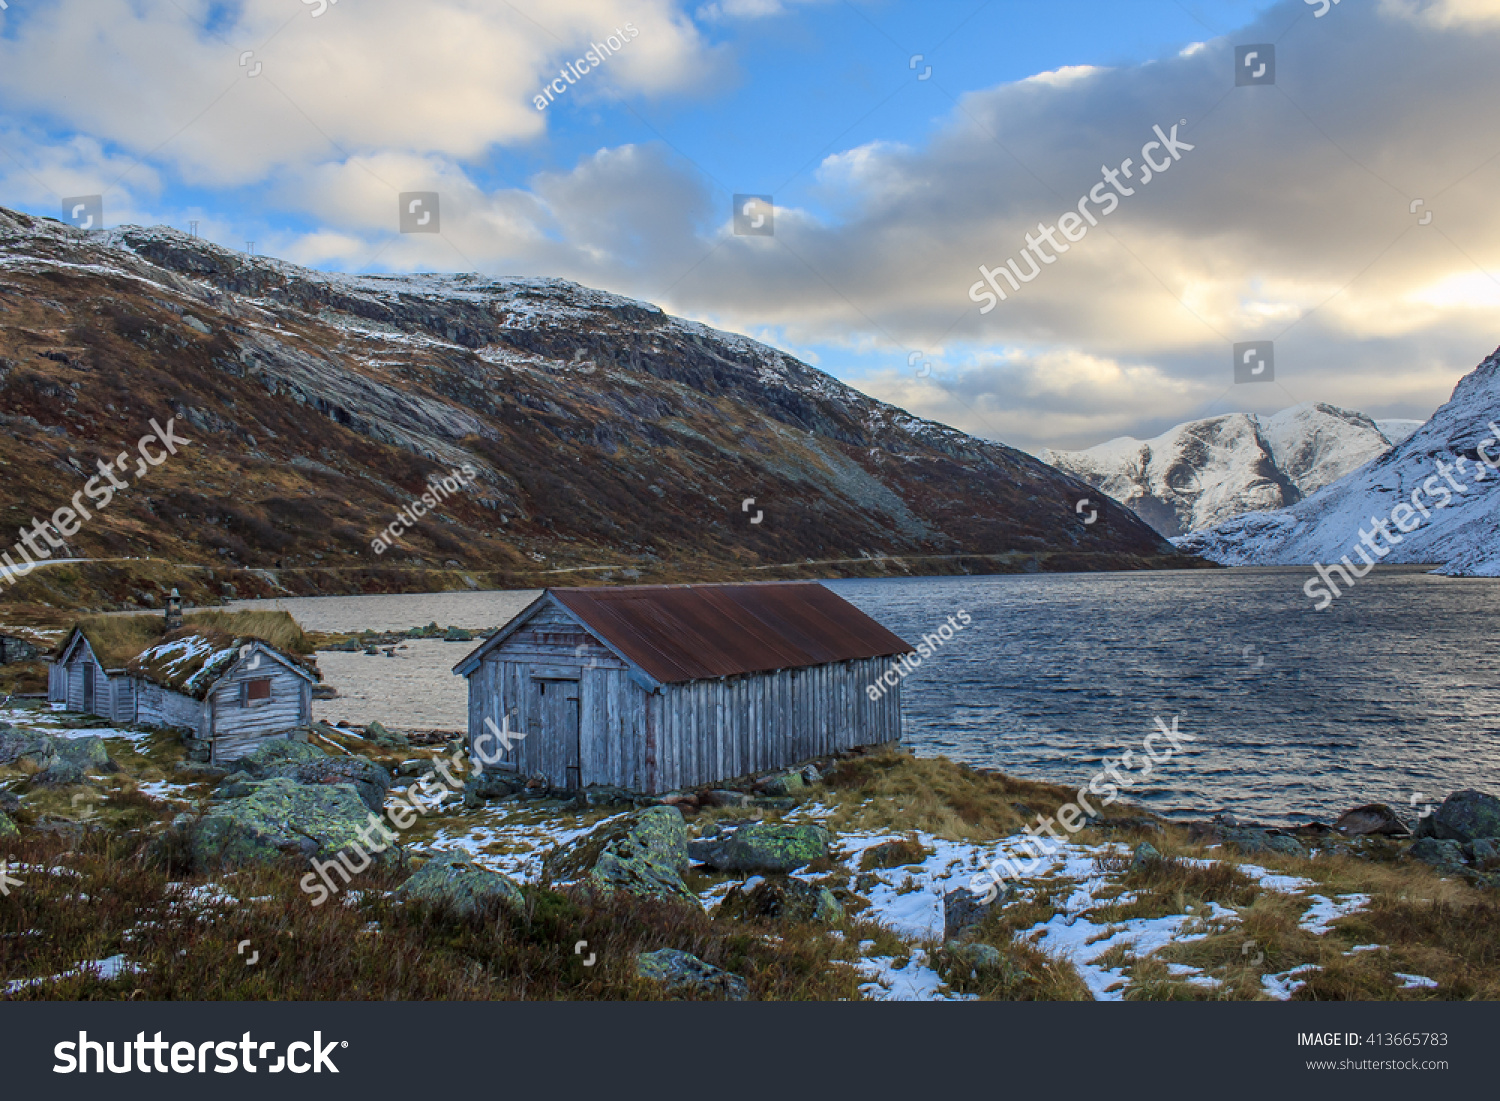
[0,206,1193,611]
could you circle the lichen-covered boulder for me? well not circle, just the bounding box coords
[1129,842,1162,873]
[237,738,327,774]
[233,739,391,812]
[397,852,523,918]
[31,761,87,788]
[0,809,17,837]
[363,721,409,749]
[636,948,748,1000]
[543,805,697,905]
[717,875,843,924]
[1431,790,1500,844]
[0,729,55,768]
[292,757,392,813]
[689,822,830,873]
[938,940,1026,986]
[757,771,806,797]
[189,777,374,869]
[0,789,19,816]
[1408,837,1466,873]
[52,736,113,774]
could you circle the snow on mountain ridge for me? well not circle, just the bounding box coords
[1042,402,1399,537]
[1176,347,1500,577]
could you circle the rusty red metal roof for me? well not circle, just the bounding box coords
[550,582,913,684]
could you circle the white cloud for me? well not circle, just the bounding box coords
[4,0,1498,453]
[0,0,718,187]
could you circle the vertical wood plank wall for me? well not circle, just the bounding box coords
[467,605,904,795]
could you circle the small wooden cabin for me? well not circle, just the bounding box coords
[128,632,319,764]
[453,582,914,795]
[49,626,140,723]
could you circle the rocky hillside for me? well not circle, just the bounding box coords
[1177,346,1500,575]
[0,207,1185,608]
[1043,403,1417,538]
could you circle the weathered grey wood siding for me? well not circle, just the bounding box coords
[65,651,107,714]
[135,682,208,738]
[465,603,904,794]
[646,656,900,792]
[110,676,136,724]
[209,661,308,736]
[58,642,139,722]
[47,661,66,704]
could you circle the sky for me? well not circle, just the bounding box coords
[1,0,1497,454]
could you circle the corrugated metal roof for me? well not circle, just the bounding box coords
[550,582,913,684]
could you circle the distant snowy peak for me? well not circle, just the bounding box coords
[1177,346,1500,577]
[1376,419,1423,446]
[1042,402,1405,537]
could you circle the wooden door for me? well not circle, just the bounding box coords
[82,662,94,713]
[530,677,582,790]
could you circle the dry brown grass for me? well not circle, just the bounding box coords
[0,828,868,1001]
[935,934,1094,1001]
[819,749,1109,841]
[859,833,931,871]
[186,609,312,654]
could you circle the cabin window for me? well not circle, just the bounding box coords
[241,677,272,707]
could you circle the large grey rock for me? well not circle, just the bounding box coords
[543,805,697,905]
[757,771,806,797]
[462,771,527,806]
[1221,828,1307,858]
[52,736,113,774]
[0,789,19,815]
[1431,790,1500,844]
[1408,837,1466,873]
[31,761,86,788]
[235,739,390,812]
[717,875,843,924]
[292,757,393,813]
[1471,838,1500,869]
[363,720,409,749]
[944,887,1006,938]
[1129,842,1162,872]
[939,940,1029,987]
[397,852,523,918]
[1333,804,1410,837]
[188,777,376,869]
[688,822,830,873]
[0,729,55,767]
[237,738,326,774]
[942,940,1004,976]
[636,948,748,1000]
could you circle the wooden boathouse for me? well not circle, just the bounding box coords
[453,582,915,794]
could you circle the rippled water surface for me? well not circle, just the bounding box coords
[236,566,1500,823]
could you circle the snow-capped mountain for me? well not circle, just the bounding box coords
[1042,403,1411,537]
[1177,346,1500,576]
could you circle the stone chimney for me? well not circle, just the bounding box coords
[165,588,183,631]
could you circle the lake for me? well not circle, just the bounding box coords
[232,566,1500,824]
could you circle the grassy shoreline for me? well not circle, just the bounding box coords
[2,701,1495,1001]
